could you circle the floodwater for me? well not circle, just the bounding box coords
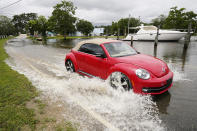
[5,36,197,131]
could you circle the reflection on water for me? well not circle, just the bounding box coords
[181,45,188,71]
[47,39,57,43]
[152,91,171,114]
[32,38,86,49]
[47,38,87,49]
[154,45,157,57]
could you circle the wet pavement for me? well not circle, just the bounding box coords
[4,36,197,131]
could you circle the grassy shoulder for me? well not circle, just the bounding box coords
[27,35,125,40]
[47,35,125,39]
[0,38,77,131]
[0,38,38,130]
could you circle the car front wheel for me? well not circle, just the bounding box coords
[65,60,75,72]
[110,72,132,91]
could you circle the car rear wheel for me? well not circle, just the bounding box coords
[110,72,132,91]
[65,60,75,72]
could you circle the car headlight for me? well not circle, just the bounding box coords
[135,69,150,80]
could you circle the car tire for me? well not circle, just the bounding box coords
[65,60,75,72]
[110,72,132,91]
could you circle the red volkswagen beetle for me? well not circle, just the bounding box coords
[65,39,173,95]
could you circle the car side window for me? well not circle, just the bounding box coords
[78,44,90,54]
[78,43,104,55]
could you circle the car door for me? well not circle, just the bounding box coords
[74,44,89,71]
[78,43,109,78]
[84,43,106,77]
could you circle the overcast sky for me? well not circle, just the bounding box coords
[0,0,197,25]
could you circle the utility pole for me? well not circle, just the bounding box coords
[124,27,126,37]
[138,16,141,25]
[128,14,131,34]
[105,29,108,39]
[117,28,120,40]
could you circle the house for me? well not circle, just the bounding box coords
[91,28,104,36]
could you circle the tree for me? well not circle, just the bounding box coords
[27,20,38,36]
[36,16,48,37]
[111,21,118,35]
[104,25,112,35]
[0,15,16,35]
[184,11,197,32]
[118,17,140,35]
[48,0,77,39]
[12,13,37,34]
[163,7,197,30]
[103,17,140,36]
[27,16,48,38]
[76,19,94,36]
[151,14,166,28]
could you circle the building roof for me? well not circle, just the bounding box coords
[72,38,120,51]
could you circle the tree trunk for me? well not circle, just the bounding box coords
[41,31,47,42]
[64,34,67,40]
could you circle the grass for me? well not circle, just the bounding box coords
[0,38,77,131]
[0,38,38,130]
[55,122,77,131]
[28,35,125,40]
[47,35,125,39]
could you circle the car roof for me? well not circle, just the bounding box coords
[72,38,121,51]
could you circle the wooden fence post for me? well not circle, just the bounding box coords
[154,25,160,46]
[130,35,133,46]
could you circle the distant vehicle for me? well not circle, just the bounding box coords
[36,37,42,41]
[65,39,173,95]
[124,25,187,41]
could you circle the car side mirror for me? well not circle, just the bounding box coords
[94,53,106,58]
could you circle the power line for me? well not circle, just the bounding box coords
[0,12,17,15]
[0,0,23,10]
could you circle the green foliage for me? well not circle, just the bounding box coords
[76,19,94,36]
[104,17,140,35]
[0,38,38,130]
[27,16,48,37]
[55,122,77,131]
[151,14,166,28]
[118,17,140,35]
[0,16,16,35]
[27,20,38,36]
[48,0,77,39]
[37,16,48,37]
[163,6,197,29]
[111,22,118,34]
[12,13,37,34]
[104,25,112,35]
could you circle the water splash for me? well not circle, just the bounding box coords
[5,39,165,130]
[6,56,164,131]
[167,61,190,82]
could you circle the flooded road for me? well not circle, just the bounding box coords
[5,36,197,131]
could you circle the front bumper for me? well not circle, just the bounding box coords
[132,71,173,95]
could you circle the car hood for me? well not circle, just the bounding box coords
[115,54,169,77]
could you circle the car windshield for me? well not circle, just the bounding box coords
[104,42,137,57]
